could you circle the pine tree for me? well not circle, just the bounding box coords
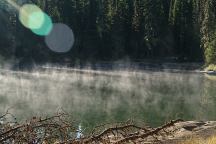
[200,0,216,64]
[169,0,202,61]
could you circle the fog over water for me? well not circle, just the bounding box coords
[0,67,216,128]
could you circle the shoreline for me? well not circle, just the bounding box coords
[0,113,216,143]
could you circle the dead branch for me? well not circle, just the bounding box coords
[0,110,184,144]
[114,119,183,144]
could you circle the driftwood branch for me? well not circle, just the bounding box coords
[0,110,184,144]
[114,119,183,144]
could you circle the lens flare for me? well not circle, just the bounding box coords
[31,13,53,36]
[19,4,45,29]
[45,23,75,53]
[7,1,74,53]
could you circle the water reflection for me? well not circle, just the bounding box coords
[0,69,215,128]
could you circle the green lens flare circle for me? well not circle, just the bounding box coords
[19,4,45,29]
[31,13,53,36]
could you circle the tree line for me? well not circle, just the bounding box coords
[0,0,216,65]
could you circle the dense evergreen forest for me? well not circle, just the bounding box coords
[0,0,216,65]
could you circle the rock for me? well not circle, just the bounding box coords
[160,121,216,144]
[100,120,216,144]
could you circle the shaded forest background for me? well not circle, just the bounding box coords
[0,0,216,65]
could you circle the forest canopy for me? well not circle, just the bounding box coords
[0,0,215,65]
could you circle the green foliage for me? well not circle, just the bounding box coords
[200,0,216,64]
[169,0,202,60]
[205,64,216,71]
[205,40,216,65]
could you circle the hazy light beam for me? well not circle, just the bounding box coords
[6,0,20,10]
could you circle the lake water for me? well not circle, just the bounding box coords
[0,68,216,129]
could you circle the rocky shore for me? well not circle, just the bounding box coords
[103,120,216,144]
[81,120,216,144]
[1,113,216,144]
[159,121,216,144]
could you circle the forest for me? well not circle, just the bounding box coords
[0,0,216,65]
[1,1,216,143]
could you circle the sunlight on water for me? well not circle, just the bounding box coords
[0,67,215,128]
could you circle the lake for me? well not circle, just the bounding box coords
[0,67,216,129]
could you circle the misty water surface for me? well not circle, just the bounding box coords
[0,68,216,128]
